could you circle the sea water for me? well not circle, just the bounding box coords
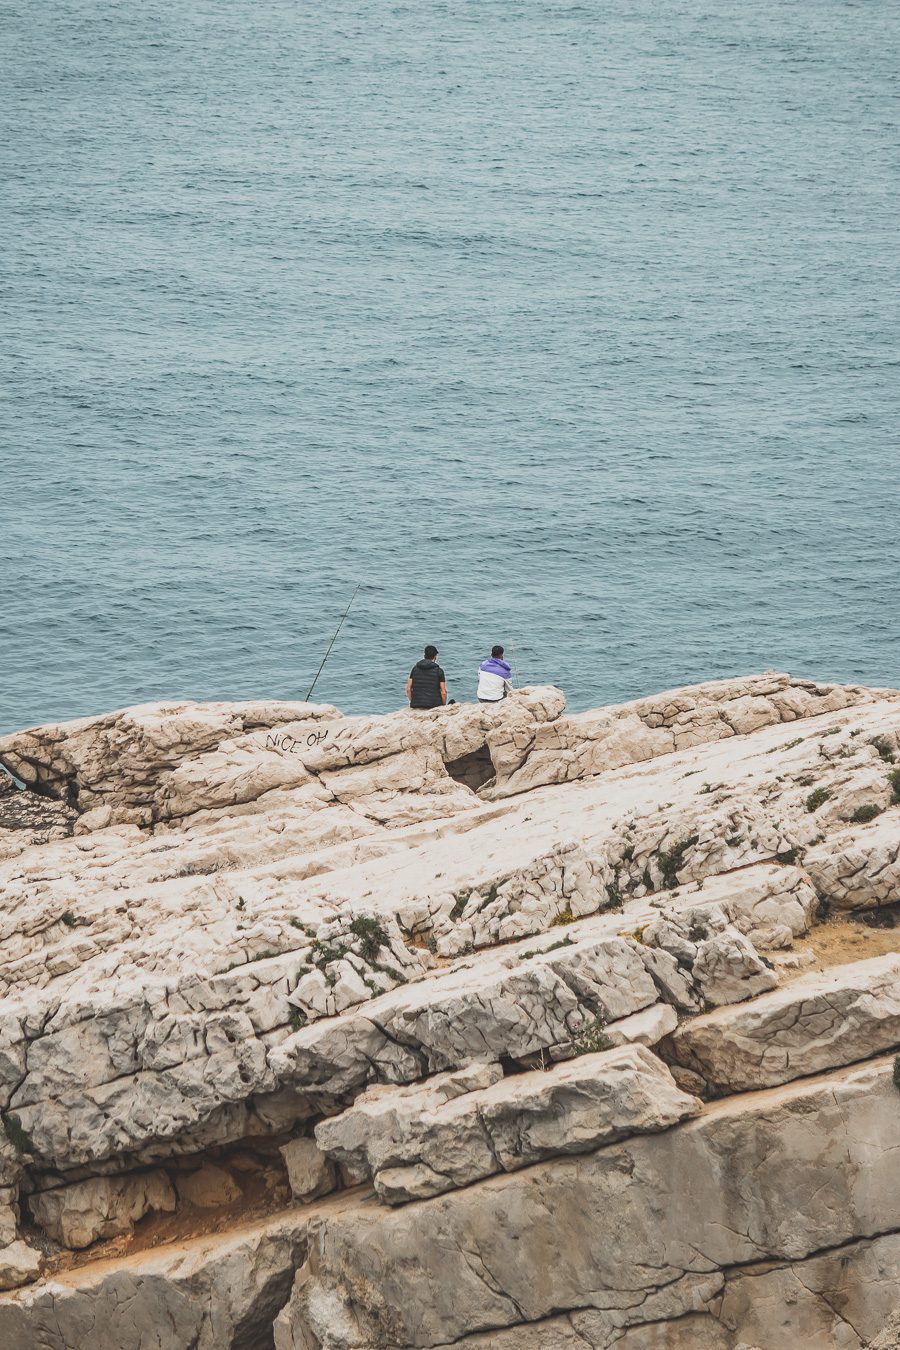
[2,0,898,732]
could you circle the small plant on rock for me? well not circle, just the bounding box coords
[850,803,882,824]
[889,769,900,806]
[873,738,895,764]
[523,935,575,960]
[805,788,832,813]
[656,835,700,890]
[552,906,577,926]
[569,1015,612,1057]
[310,938,348,971]
[60,910,76,927]
[2,1113,34,1155]
[605,870,623,910]
[450,891,470,921]
[349,915,390,961]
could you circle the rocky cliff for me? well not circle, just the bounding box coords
[0,673,898,1348]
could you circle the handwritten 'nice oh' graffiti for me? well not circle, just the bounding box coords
[265,728,329,757]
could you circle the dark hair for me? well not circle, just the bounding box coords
[424,645,438,660]
[491,644,504,658]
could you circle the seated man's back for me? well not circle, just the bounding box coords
[408,645,447,709]
[477,645,513,703]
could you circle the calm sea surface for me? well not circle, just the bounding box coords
[2,0,898,733]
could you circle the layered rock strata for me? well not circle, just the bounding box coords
[0,672,897,1348]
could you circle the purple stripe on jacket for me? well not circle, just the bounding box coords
[479,658,512,678]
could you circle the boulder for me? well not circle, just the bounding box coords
[0,1210,309,1349]
[0,1241,41,1292]
[604,1002,677,1048]
[175,1163,241,1209]
[278,1138,337,1203]
[665,953,900,1094]
[662,863,817,948]
[641,904,778,1006]
[316,1046,699,1203]
[29,1170,176,1249]
[805,813,900,910]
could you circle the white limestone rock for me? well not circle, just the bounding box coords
[0,1210,309,1348]
[0,1240,42,1292]
[175,1163,241,1209]
[805,812,900,911]
[317,1045,699,1204]
[870,1309,900,1350]
[604,1002,678,1048]
[666,862,817,949]
[29,1169,176,1249]
[276,1059,900,1349]
[665,953,900,1094]
[279,1138,337,1203]
[425,1232,900,1349]
[0,674,899,1325]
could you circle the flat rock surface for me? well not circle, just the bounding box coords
[665,952,900,1094]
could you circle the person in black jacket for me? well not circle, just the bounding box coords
[407,645,447,709]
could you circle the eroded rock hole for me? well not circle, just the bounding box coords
[0,771,77,837]
[443,744,496,793]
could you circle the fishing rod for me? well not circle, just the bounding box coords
[508,638,520,687]
[305,583,361,702]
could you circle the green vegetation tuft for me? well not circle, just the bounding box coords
[656,835,700,890]
[551,906,577,927]
[850,803,882,824]
[889,769,900,805]
[805,788,832,813]
[60,910,76,927]
[310,938,348,971]
[522,935,575,961]
[349,915,390,961]
[450,891,470,922]
[2,1113,34,1155]
[570,1016,612,1057]
[605,870,623,910]
[873,738,895,764]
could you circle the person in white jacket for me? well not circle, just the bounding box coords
[477,645,513,703]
